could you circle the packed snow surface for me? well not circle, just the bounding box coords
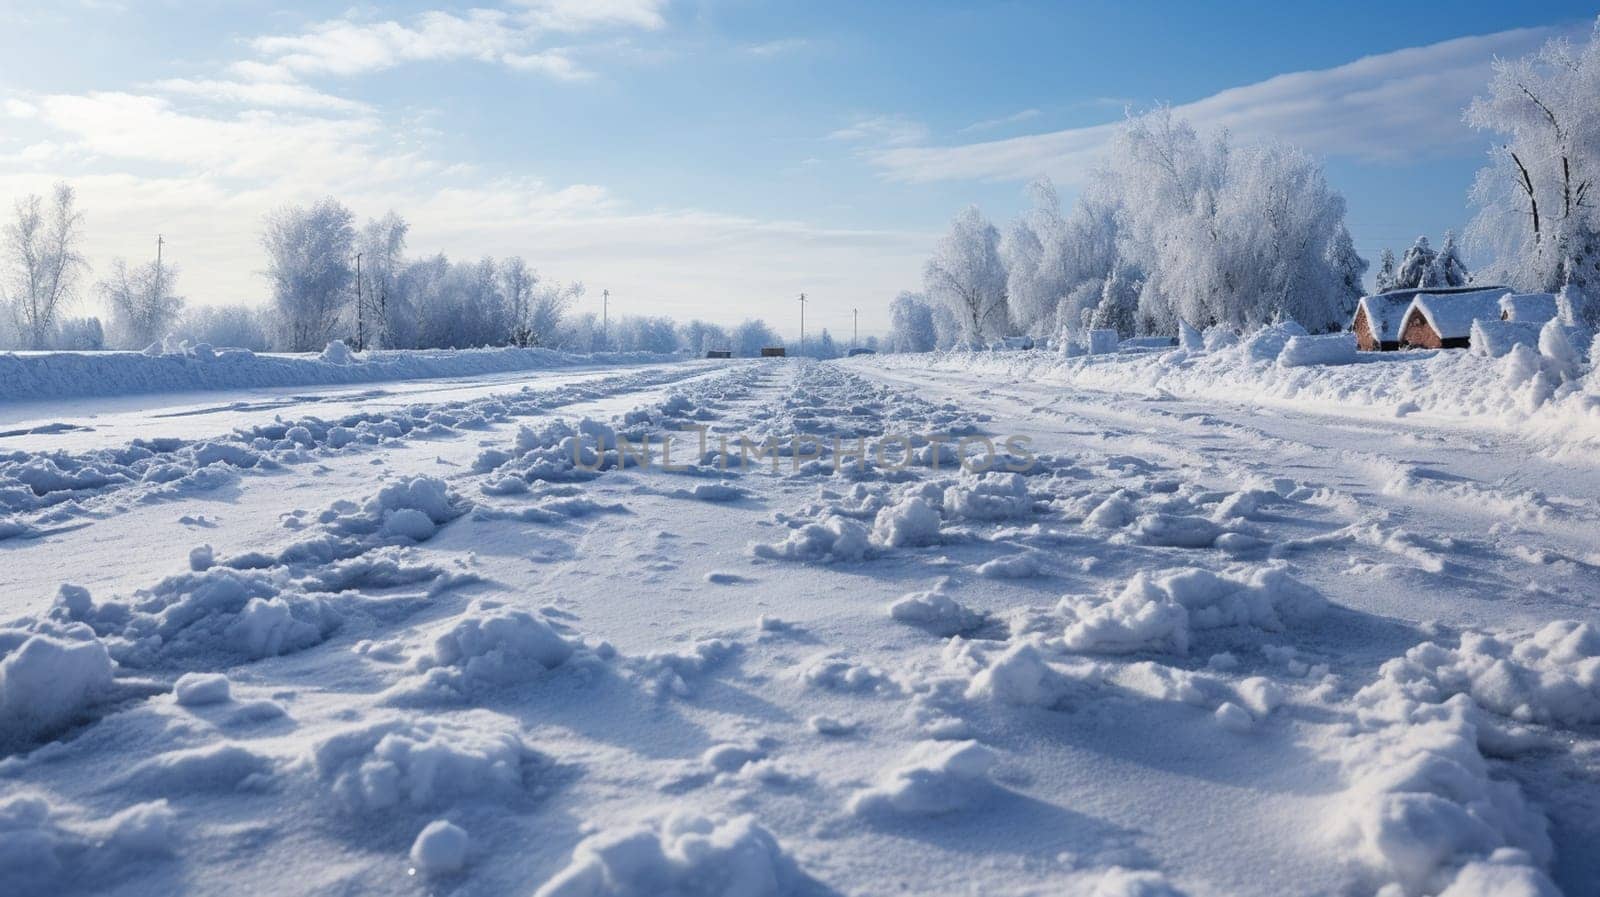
[2,347,1599,897]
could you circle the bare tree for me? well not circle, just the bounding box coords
[101,257,185,349]
[3,184,87,349]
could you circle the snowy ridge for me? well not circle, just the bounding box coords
[0,344,682,401]
[857,335,1600,454]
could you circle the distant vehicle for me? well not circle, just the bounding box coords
[760,347,786,357]
[847,347,876,356]
[705,349,732,359]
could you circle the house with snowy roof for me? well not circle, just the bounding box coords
[1351,285,1506,351]
[1350,293,1414,351]
[1397,286,1509,349]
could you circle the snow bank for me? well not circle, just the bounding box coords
[534,811,804,897]
[0,345,682,401]
[1278,333,1356,368]
[861,331,1600,453]
[1061,565,1326,655]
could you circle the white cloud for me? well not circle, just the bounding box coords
[3,98,38,118]
[742,38,812,58]
[238,2,666,83]
[829,114,929,148]
[148,78,368,113]
[958,108,1040,134]
[862,24,1587,184]
[511,0,667,32]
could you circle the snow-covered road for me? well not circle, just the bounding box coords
[2,357,1596,897]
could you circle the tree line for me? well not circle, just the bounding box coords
[0,193,837,357]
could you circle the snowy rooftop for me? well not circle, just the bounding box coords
[1353,293,1416,342]
[1405,288,1511,339]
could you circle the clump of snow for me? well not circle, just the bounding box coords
[319,340,358,365]
[533,811,803,897]
[1132,513,1223,548]
[974,552,1042,578]
[942,471,1033,521]
[963,639,1100,708]
[1242,321,1308,362]
[888,583,985,636]
[410,819,470,876]
[304,715,540,813]
[872,496,942,548]
[56,567,342,666]
[1178,318,1205,351]
[1332,695,1553,897]
[0,793,176,894]
[389,602,578,702]
[326,475,466,542]
[1061,565,1326,655]
[1359,621,1600,727]
[751,516,871,563]
[172,671,231,706]
[0,632,116,748]
[802,653,901,695]
[847,740,1000,817]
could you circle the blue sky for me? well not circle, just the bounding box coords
[1,1,1596,336]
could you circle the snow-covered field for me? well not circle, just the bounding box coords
[3,349,1598,897]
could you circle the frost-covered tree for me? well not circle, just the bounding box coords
[930,302,961,348]
[53,316,104,350]
[100,257,184,349]
[887,291,937,352]
[814,328,838,359]
[1374,248,1397,292]
[262,198,356,351]
[678,319,730,356]
[527,277,581,349]
[1090,263,1141,337]
[4,183,87,349]
[924,206,1008,345]
[1393,237,1437,289]
[1000,177,1123,337]
[1466,18,1600,319]
[180,305,273,350]
[1430,232,1470,287]
[356,212,408,348]
[733,319,781,357]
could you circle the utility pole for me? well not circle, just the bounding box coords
[797,292,807,356]
[852,307,858,349]
[602,289,609,351]
[153,234,165,300]
[354,251,364,351]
